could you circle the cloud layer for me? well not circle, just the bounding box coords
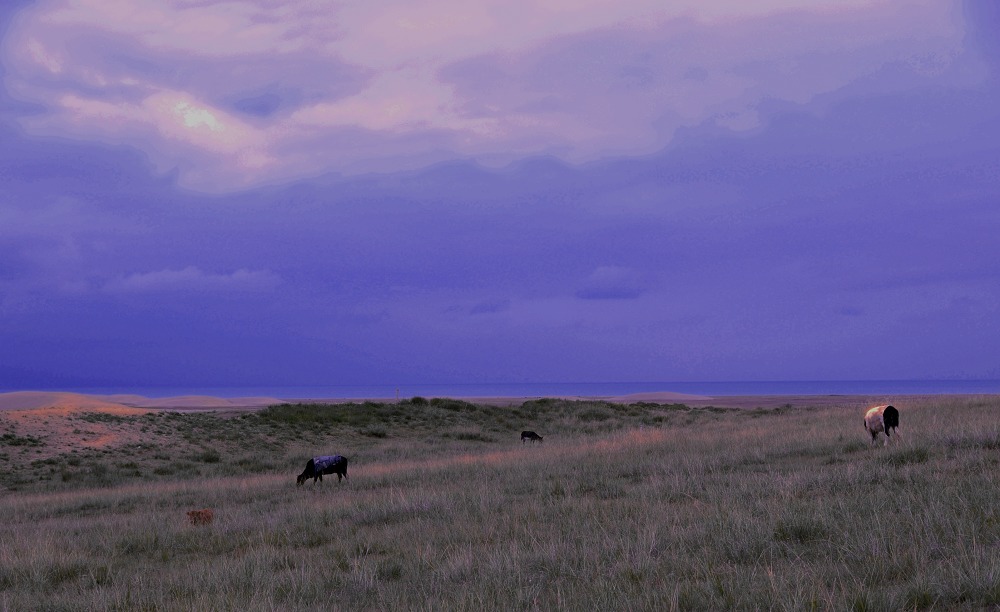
[3,0,967,190]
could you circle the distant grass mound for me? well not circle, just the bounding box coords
[1,398,700,491]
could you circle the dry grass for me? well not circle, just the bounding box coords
[1,396,998,609]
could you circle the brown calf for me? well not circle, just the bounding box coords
[187,508,214,526]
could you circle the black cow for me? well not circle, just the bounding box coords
[521,431,543,444]
[297,455,349,485]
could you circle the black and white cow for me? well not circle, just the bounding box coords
[297,455,349,485]
[864,405,900,446]
[521,431,543,444]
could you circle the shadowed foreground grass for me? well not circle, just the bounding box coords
[1,397,998,609]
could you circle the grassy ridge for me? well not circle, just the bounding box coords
[0,397,695,491]
[1,397,998,609]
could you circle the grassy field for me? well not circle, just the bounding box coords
[1,396,999,610]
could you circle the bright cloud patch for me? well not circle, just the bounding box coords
[174,102,222,131]
[104,267,280,294]
[2,0,968,191]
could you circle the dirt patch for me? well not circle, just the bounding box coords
[0,394,150,457]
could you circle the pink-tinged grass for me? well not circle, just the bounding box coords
[0,396,998,609]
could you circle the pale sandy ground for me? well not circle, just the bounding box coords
[0,392,281,455]
[0,392,285,412]
[104,395,285,411]
[0,392,151,455]
[0,391,149,414]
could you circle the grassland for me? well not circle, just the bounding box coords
[1,396,999,610]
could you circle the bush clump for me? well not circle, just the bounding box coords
[194,449,222,463]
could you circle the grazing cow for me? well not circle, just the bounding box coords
[521,431,543,444]
[864,405,900,446]
[297,455,349,485]
[187,508,214,526]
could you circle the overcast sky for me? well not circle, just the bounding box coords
[2,0,999,389]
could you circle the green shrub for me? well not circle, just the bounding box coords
[577,408,612,422]
[1,433,43,447]
[429,398,476,411]
[194,449,222,463]
[79,412,129,424]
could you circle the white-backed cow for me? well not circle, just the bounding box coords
[864,405,900,446]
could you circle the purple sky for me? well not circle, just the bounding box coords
[2,0,999,389]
